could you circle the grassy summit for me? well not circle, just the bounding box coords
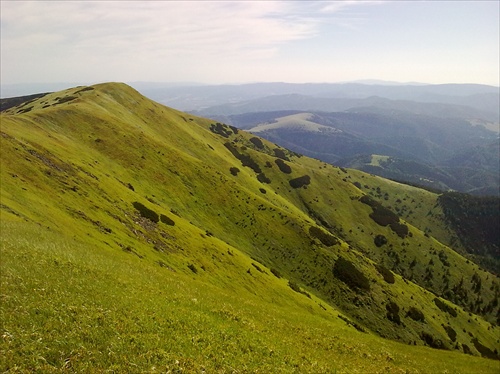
[1,83,498,372]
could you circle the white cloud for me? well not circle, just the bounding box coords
[1,1,332,83]
[1,1,497,85]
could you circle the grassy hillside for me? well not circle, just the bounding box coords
[1,83,499,372]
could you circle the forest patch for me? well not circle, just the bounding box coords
[289,175,311,189]
[433,298,458,317]
[275,159,292,174]
[224,142,262,173]
[375,264,395,284]
[309,226,338,247]
[333,257,370,292]
[133,201,159,223]
[249,137,264,149]
[359,195,408,238]
[210,123,233,138]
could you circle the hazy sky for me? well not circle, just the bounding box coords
[1,1,499,86]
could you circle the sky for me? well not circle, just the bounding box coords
[1,1,499,87]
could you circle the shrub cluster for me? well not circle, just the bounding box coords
[333,257,370,291]
[309,226,338,247]
[444,325,457,342]
[229,167,240,176]
[273,148,290,160]
[224,142,261,173]
[433,298,458,317]
[288,281,311,298]
[133,201,159,223]
[352,181,362,189]
[289,175,311,189]
[160,214,175,226]
[75,86,95,94]
[249,137,264,149]
[359,195,408,238]
[406,307,425,322]
[275,159,292,174]
[420,332,446,350]
[338,315,366,333]
[56,96,77,105]
[210,123,233,138]
[270,268,282,278]
[374,234,388,247]
[257,173,271,184]
[386,300,401,324]
[188,264,198,274]
[472,338,498,359]
[390,222,409,238]
[375,264,395,284]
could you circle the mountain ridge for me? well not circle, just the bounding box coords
[1,82,499,372]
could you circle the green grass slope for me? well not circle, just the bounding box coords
[1,83,499,372]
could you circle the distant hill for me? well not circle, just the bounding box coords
[227,110,499,196]
[129,82,500,121]
[1,83,499,372]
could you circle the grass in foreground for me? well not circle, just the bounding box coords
[1,220,498,373]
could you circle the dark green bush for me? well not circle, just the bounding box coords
[338,315,366,333]
[309,226,338,247]
[472,338,498,359]
[210,123,233,138]
[406,307,425,322]
[56,96,77,104]
[257,173,271,184]
[333,257,370,291]
[375,264,395,284]
[75,86,95,94]
[421,333,446,350]
[224,142,261,173]
[160,214,175,226]
[288,281,311,298]
[249,137,264,149]
[288,280,301,293]
[230,167,240,176]
[188,264,198,274]
[389,222,409,238]
[273,148,289,161]
[444,325,457,342]
[270,268,282,278]
[374,234,388,247]
[386,300,401,324]
[370,206,399,226]
[360,195,408,237]
[289,175,311,189]
[251,263,264,273]
[433,298,458,317]
[275,159,292,174]
[132,201,159,223]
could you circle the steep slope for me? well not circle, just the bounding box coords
[1,83,499,371]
